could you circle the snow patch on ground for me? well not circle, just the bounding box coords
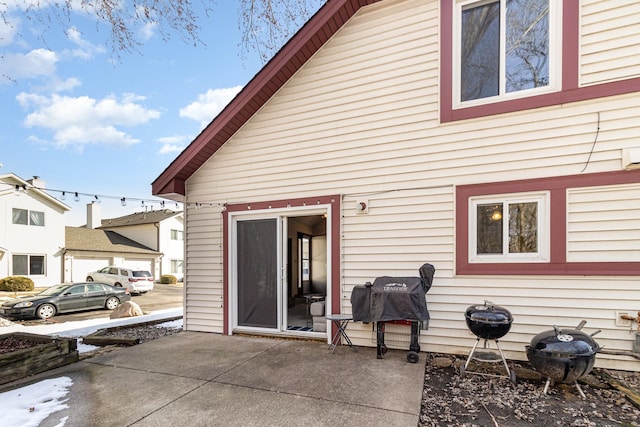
[0,308,183,354]
[0,308,184,425]
[0,377,72,427]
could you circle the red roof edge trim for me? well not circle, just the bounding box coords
[152,0,382,198]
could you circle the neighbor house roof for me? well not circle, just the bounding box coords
[151,0,381,200]
[0,173,70,211]
[65,227,159,255]
[98,209,182,228]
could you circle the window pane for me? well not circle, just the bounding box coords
[508,202,538,253]
[461,1,500,101]
[171,259,184,274]
[12,209,28,225]
[30,255,45,275]
[505,0,549,92]
[12,255,28,275]
[476,204,503,254]
[29,211,45,226]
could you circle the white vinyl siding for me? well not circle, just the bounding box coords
[581,0,640,86]
[182,0,640,370]
[183,207,226,333]
[567,183,640,262]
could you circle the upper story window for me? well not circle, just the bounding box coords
[12,208,45,226]
[469,192,549,263]
[171,229,183,240]
[455,0,558,107]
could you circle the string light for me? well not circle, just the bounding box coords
[0,182,190,211]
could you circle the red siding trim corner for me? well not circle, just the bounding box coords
[456,170,640,276]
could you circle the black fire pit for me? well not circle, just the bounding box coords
[526,320,601,398]
[460,301,516,384]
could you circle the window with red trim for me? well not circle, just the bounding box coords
[455,0,557,107]
[456,171,640,276]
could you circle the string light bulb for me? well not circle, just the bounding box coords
[121,197,127,207]
[74,192,80,202]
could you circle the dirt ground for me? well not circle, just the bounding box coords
[418,353,640,426]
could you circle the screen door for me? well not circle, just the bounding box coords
[236,218,278,328]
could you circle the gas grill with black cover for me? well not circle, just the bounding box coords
[350,263,434,363]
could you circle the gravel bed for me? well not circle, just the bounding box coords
[97,320,183,343]
[419,353,640,427]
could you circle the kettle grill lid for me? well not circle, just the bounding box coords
[465,302,513,324]
[530,328,599,356]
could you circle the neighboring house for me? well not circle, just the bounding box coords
[98,206,184,281]
[62,203,182,283]
[152,0,640,370]
[0,174,70,287]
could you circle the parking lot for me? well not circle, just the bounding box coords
[2,283,183,325]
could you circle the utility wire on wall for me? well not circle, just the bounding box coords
[581,112,601,173]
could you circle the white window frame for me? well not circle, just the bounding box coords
[452,0,562,109]
[468,191,550,263]
[12,208,45,226]
[170,259,184,275]
[12,254,46,275]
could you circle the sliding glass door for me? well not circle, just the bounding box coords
[236,219,278,328]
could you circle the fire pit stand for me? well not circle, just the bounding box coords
[460,301,516,384]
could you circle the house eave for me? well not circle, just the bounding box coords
[151,0,382,198]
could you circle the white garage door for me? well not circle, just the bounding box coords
[73,258,110,283]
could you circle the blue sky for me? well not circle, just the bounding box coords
[0,2,320,225]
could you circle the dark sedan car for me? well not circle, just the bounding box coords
[0,282,131,320]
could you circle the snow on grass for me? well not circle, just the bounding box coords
[0,307,183,354]
[154,318,183,329]
[0,377,72,427]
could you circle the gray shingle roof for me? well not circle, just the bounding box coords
[98,209,182,228]
[65,227,159,254]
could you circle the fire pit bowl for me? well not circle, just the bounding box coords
[465,302,513,340]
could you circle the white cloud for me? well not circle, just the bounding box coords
[158,135,189,154]
[139,21,158,42]
[0,14,19,47]
[16,92,161,148]
[0,48,58,80]
[49,76,83,92]
[179,85,242,127]
[64,26,106,60]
